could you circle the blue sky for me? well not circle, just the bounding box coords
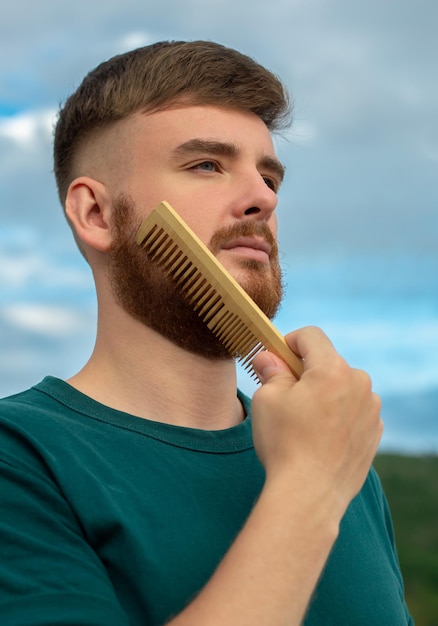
[1,0,437,254]
[1,0,437,450]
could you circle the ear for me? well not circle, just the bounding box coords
[65,177,113,253]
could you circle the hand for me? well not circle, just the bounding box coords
[251,326,383,516]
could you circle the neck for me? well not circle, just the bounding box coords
[67,306,244,430]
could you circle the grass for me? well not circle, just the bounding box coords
[373,454,438,626]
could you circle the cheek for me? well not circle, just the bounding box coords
[185,220,216,246]
[167,202,221,245]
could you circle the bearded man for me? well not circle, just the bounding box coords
[0,41,413,626]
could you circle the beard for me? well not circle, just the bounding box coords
[107,194,284,360]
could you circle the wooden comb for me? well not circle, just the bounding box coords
[136,201,303,380]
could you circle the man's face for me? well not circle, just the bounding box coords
[104,105,285,358]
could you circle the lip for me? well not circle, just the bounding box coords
[220,236,272,263]
[221,236,272,255]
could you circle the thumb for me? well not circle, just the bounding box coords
[252,350,299,385]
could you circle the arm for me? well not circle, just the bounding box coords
[167,326,383,625]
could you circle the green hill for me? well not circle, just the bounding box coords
[373,454,438,626]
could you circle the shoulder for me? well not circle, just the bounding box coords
[0,377,84,472]
[0,377,67,429]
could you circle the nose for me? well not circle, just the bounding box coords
[233,171,278,222]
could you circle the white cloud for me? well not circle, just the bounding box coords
[0,249,91,290]
[1,304,89,336]
[0,109,55,146]
[117,31,156,52]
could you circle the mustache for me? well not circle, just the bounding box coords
[208,221,278,258]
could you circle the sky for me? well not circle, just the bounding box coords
[1,0,437,450]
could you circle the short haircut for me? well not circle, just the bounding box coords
[53,40,292,204]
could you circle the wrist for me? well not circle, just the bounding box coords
[261,466,344,541]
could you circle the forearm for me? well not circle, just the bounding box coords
[167,474,340,626]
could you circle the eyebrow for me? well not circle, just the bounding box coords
[171,139,286,183]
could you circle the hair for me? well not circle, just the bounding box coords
[53,40,292,205]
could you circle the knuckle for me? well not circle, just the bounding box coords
[373,392,382,413]
[357,369,373,392]
[324,355,350,383]
[303,325,326,340]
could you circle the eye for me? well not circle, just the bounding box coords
[262,175,279,193]
[191,160,218,172]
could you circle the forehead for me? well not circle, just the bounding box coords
[121,104,277,156]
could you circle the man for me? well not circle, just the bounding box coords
[0,41,413,625]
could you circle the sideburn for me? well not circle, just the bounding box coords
[108,196,232,359]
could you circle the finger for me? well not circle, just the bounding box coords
[252,350,299,385]
[284,326,338,370]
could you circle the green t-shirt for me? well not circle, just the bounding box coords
[0,377,413,625]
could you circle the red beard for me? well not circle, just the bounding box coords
[108,194,283,359]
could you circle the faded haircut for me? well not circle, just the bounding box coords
[53,40,292,205]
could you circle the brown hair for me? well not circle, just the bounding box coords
[53,40,292,205]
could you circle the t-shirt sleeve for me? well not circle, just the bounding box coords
[369,467,415,626]
[0,448,131,626]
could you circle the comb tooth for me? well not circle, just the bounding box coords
[197,293,222,319]
[222,323,253,353]
[208,305,246,332]
[241,335,261,355]
[179,269,202,294]
[137,223,156,245]
[170,262,196,288]
[209,314,248,359]
[142,232,198,289]
[143,229,202,295]
[194,291,257,362]
[169,257,192,282]
[246,364,261,383]
[208,309,234,334]
[211,314,245,348]
[236,336,261,362]
[170,256,191,277]
[150,241,174,265]
[138,224,160,249]
[241,342,264,366]
[174,262,197,285]
[170,250,187,269]
[149,230,170,250]
[219,318,246,348]
[145,230,169,256]
[231,323,254,348]
[188,284,213,311]
[191,286,216,312]
[216,317,246,348]
[244,360,262,384]
[167,254,187,276]
[185,276,207,299]
[210,310,237,337]
[182,277,205,304]
[204,300,225,324]
[243,339,264,361]
[159,244,183,269]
